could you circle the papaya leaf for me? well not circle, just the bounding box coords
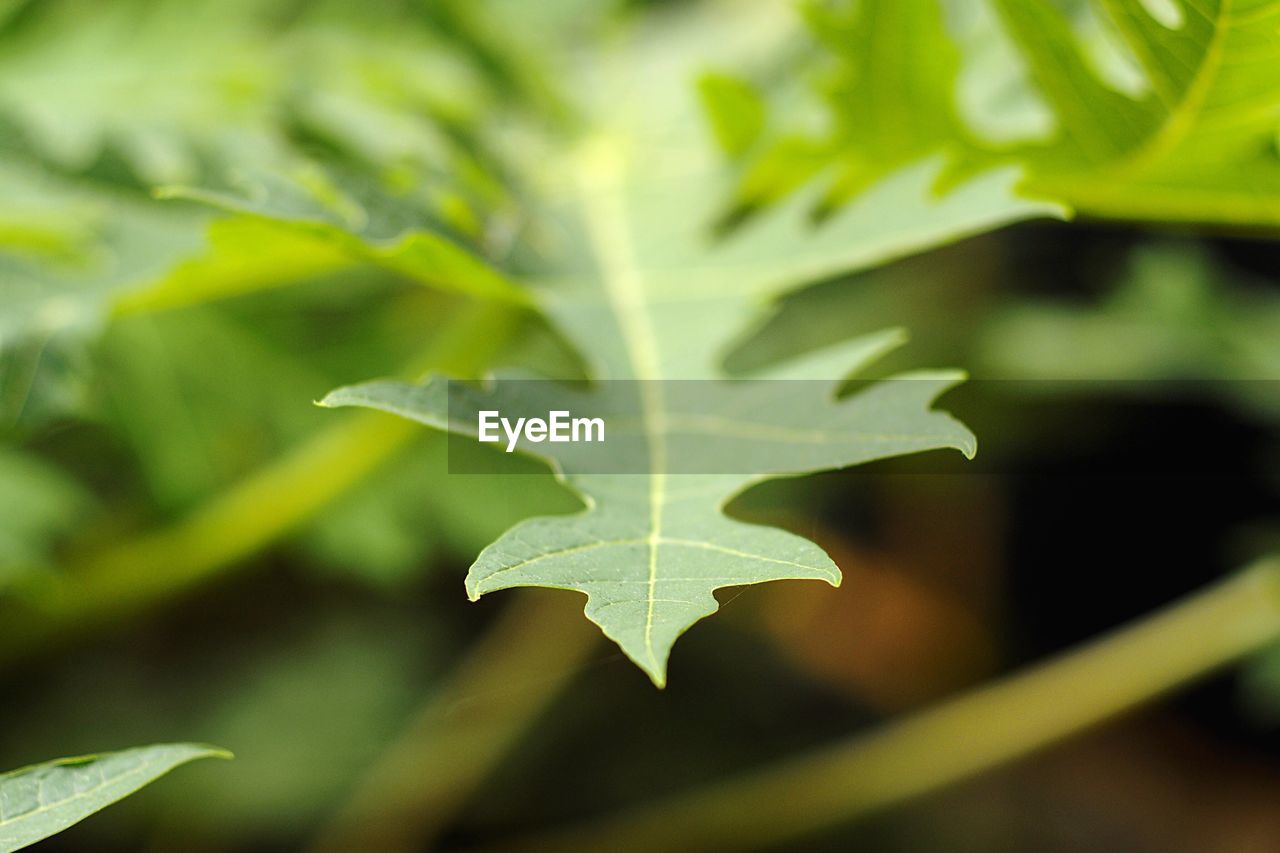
[150,2,1060,683]
[995,0,1280,223]
[156,168,530,306]
[0,0,513,187]
[0,0,532,425]
[0,167,213,427]
[320,120,1061,684]
[762,0,1280,227]
[0,744,229,852]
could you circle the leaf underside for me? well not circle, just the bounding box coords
[0,744,229,852]
[26,1,1065,685]
[323,141,1058,684]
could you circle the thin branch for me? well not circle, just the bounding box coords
[503,558,1280,852]
[310,591,600,853]
[0,301,523,668]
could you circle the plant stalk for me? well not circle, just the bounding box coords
[310,591,599,853]
[0,301,523,668]
[506,558,1280,852]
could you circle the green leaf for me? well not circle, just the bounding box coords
[0,168,210,427]
[811,0,965,193]
[0,744,230,852]
[978,242,1280,418]
[765,0,1280,227]
[324,364,976,686]
[0,0,534,426]
[113,217,355,316]
[158,168,530,306]
[994,0,1280,223]
[320,68,1059,683]
[0,0,517,187]
[110,2,1051,683]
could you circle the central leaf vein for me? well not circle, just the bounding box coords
[575,146,671,674]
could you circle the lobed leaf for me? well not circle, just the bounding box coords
[322,71,1061,683]
[756,0,1280,227]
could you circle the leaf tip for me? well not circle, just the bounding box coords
[316,387,352,409]
[645,667,669,689]
[164,743,234,763]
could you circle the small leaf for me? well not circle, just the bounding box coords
[0,744,230,852]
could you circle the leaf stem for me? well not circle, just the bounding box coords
[52,412,417,617]
[310,591,599,853]
[0,301,523,668]
[0,411,415,669]
[506,558,1280,852]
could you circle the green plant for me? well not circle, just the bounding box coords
[2,0,1280,850]
[733,0,1280,226]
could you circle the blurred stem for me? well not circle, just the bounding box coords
[37,412,416,619]
[311,590,600,853]
[0,300,523,668]
[508,558,1280,853]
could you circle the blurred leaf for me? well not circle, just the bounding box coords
[994,0,1280,222]
[732,0,970,208]
[753,0,1280,227]
[810,0,965,198]
[0,172,207,351]
[0,170,208,428]
[697,72,767,158]
[0,450,90,587]
[0,0,279,184]
[0,0,520,187]
[0,0,538,427]
[158,616,433,841]
[116,217,355,316]
[979,244,1280,416]
[97,308,331,512]
[161,168,529,305]
[0,744,229,852]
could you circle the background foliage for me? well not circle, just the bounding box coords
[2,0,1280,850]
